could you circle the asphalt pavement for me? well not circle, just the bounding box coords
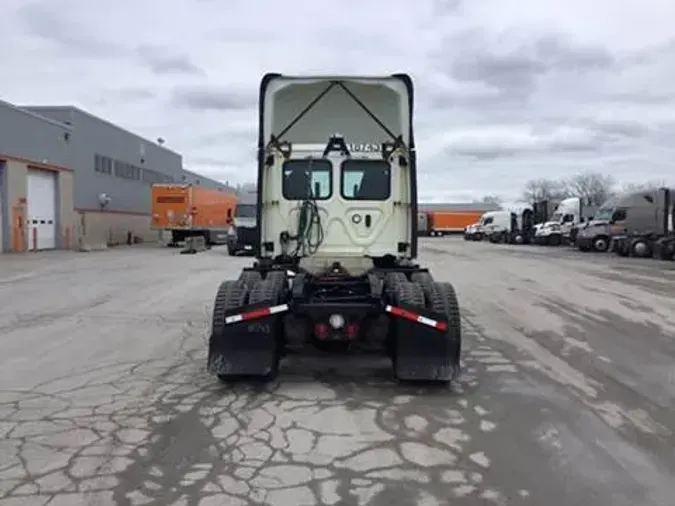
[0,239,674,506]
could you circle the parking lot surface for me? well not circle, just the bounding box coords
[0,240,674,505]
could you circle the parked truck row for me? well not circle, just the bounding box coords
[461,188,675,261]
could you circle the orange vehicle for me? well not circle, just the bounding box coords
[151,184,237,245]
[428,211,485,236]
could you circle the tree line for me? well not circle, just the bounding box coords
[474,171,669,209]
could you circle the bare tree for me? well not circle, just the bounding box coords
[621,179,668,192]
[563,171,616,206]
[477,194,503,209]
[521,178,568,203]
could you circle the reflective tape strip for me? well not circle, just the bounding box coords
[225,303,289,325]
[385,305,448,331]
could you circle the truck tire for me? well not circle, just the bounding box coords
[245,278,284,381]
[630,238,651,258]
[238,271,262,289]
[384,272,408,301]
[392,282,461,383]
[211,281,249,381]
[394,280,426,307]
[411,271,434,301]
[592,236,609,253]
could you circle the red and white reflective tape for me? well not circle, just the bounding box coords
[385,305,448,331]
[225,304,289,325]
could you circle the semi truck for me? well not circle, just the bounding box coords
[421,211,485,236]
[151,184,237,246]
[464,210,512,241]
[611,187,674,258]
[575,188,672,254]
[227,190,258,256]
[207,73,462,384]
[533,197,596,246]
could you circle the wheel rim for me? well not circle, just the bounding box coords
[594,239,607,251]
[633,242,648,256]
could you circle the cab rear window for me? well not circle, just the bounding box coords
[156,196,185,203]
[341,160,391,200]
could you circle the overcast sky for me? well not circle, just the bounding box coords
[2,0,675,202]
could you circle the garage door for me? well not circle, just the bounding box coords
[27,169,57,250]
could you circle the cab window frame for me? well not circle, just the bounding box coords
[281,159,333,201]
[340,159,392,201]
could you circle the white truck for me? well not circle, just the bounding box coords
[207,74,462,384]
[533,197,595,246]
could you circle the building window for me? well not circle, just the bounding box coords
[142,168,173,184]
[113,159,142,180]
[94,154,113,174]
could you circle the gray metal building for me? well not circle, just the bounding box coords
[22,105,184,247]
[181,168,233,191]
[0,100,75,252]
[22,106,182,211]
[1,98,234,252]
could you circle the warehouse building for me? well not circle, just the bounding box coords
[0,100,75,252]
[1,98,228,252]
[22,105,182,248]
[181,168,234,191]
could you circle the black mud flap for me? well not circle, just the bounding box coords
[207,301,282,378]
[390,303,459,382]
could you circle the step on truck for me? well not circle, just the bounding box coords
[207,74,462,383]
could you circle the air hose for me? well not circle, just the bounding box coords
[291,198,324,257]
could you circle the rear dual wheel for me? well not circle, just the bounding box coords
[392,273,462,382]
[211,274,285,383]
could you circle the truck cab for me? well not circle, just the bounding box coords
[609,187,673,257]
[533,197,594,246]
[227,193,258,256]
[575,188,672,254]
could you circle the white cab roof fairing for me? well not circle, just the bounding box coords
[259,75,414,149]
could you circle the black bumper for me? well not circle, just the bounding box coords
[228,226,258,252]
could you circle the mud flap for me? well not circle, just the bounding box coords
[390,303,459,382]
[207,301,281,378]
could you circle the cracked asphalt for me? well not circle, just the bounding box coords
[1,239,674,505]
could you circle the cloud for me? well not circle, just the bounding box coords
[136,45,205,76]
[15,2,124,58]
[170,86,256,112]
[2,0,675,200]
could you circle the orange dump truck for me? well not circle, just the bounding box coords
[428,211,485,236]
[151,184,237,245]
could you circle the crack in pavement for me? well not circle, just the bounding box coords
[0,323,526,506]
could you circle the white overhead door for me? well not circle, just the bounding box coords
[27,169,57,250]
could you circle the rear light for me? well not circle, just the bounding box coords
[314,323,330,339]
[190,206,198,215]
[346,323,359,339]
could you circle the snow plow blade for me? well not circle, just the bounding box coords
[387,303,460,382]
[207,301,286,378]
